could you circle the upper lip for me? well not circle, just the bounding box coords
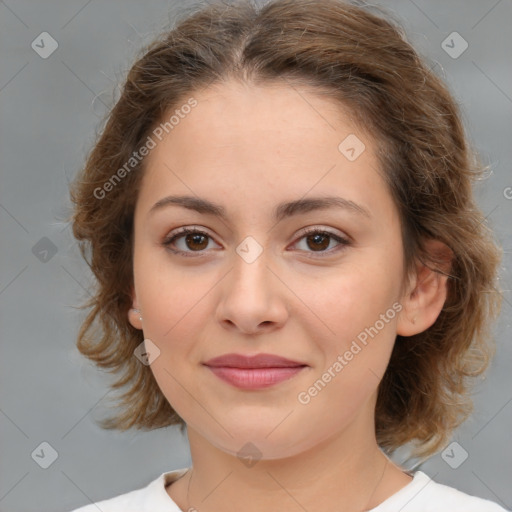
[203,353,307,369]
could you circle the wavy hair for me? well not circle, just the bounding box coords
[69,0,502,458]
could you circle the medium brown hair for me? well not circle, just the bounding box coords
[70,0,502,458]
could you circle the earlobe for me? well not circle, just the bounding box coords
[397,240,453,337]
[128,290,144,330]
[128,306,143,330]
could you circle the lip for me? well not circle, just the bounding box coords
[204,353,307,368]
[203,353,308,390]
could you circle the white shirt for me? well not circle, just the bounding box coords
[70,468,509,511]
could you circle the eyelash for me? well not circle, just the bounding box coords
[162,226,351,258]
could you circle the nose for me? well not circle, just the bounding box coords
[215,246,289,335]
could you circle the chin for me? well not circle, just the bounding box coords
[193,417,323,462]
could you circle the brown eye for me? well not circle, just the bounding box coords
[184,232,209,251]
[293,228,350,256]
[162,227,219,256]
[306,233,330,251]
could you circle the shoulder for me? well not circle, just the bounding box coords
[70,485,148,512]
[374,471,509,512]
[68,468,188,512]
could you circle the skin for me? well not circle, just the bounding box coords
[128,79,450,512]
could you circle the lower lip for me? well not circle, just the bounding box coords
[206,366,306,389]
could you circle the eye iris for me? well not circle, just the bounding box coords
[307,233,329,251]
[179,232,334,252]
[186,233,208,251]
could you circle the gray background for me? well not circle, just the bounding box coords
[0,0,511,511]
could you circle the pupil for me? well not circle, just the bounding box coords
[186,233,208,250]
[183,233,330,252]
[308,234,329,251]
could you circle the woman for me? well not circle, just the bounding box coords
[68,0,506,510]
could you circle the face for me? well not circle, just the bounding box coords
[130,80,411,459]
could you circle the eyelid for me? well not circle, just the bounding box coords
[293,225,351,243]
[289,226,351,257]
[162,226,221,257]
[162,225,351,257]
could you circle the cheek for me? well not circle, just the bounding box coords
[296,294,399,429]
[295,262,401,397]
[294,262,400,343]
[134,249,217,339]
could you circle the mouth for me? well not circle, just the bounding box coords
[203,353,308,390]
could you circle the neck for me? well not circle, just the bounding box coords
[167,408,412,512]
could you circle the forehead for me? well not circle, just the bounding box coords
[149,80,365,165]
[137,80,396,225]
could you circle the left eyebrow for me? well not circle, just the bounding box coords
[274,196,371,221]
[148,194,371,222]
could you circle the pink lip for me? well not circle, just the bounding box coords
[203,353,308,390]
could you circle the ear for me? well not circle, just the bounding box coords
[127,286,143,330]
[397,239,453,337]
